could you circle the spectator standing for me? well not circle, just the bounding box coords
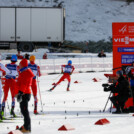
[98,50,106,57]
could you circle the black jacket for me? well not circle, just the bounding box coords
[111,76,130,97]
[128,69,134,80]
[98,53,106,57]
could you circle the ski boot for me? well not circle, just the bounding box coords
[34,110,39,115]
[1,110,4,117]
[0,109,6,120]
[49,87,55,92]
[49,84,57,92]
[16,125,20,130]
[0,111,3,122]
[16,125,24,130]
[10,108,17,117]
[18,126,31,133]
[49,88,53,91]
[67,83,70,91]
[21,127,31,133]
[67,88,70,91]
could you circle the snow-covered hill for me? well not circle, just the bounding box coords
[0,0,134,42]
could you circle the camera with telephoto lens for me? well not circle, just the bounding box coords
[102,83,112,92]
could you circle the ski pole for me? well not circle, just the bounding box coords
[53,74,61,81]
[5,104,6,117]
[6,99,10,113]
[109,101,112,113]
[103,92,112,112]
[37,76,44,113]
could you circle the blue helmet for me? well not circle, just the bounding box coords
[68,60,72,65]
[11,55,17,62]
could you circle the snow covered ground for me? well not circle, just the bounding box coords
[1,72,134,134]
[0,0,134,42]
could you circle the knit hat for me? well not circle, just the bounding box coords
[116,70,123,76]
[20,59,28,67]
[29,55,36,62]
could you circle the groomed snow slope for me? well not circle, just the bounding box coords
[1,72,134,134]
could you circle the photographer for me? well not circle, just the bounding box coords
[104,70,130,114]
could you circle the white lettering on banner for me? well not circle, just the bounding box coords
[129,26,134,33]
[114,38,118,42]
[114,37,134,44]
[64,67,72,72]
[119,25,127,34]
[125,36,129,44]
[130,38,134,41]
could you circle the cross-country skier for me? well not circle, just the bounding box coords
[28,55,41,114]
[49,60,75,91]
[16,51,23,59]
[2,55,18,117]
[0,63,10,120]
[15,59,34,133]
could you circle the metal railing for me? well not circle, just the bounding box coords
[1,57,113,75]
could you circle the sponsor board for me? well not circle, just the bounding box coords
[113,22,134,74]
[121,54,134,64]
[112,22,134,36]
[113,36,134,45]
[113,22,134,107]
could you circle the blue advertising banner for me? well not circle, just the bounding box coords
[118,47,134,52]
[121,54,134,64]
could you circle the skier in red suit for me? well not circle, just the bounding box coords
[50,60,75,91]
[28,55,41,114]
[2,55,19,117]
[16,51,23,59]
[0,63,10,120]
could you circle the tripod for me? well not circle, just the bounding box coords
[103,91,112,112]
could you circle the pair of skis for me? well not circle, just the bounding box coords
[0,115,22,123]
